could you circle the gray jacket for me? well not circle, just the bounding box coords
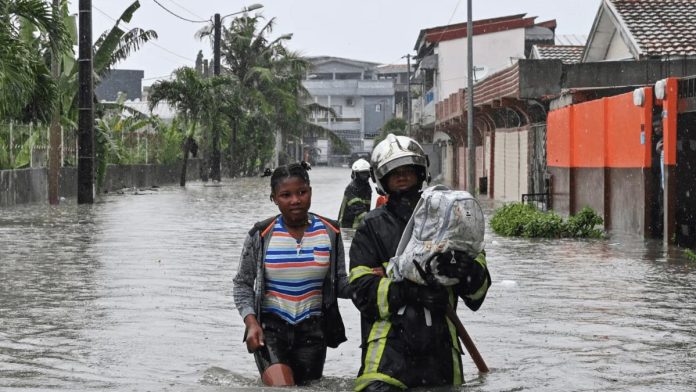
[233,213,351,322]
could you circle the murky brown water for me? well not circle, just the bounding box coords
[1,167,695,391]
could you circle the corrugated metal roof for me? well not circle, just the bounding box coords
[375,64,408,74]
[555,34,588,46]
[534,45,585,63]
[611,0,696,57]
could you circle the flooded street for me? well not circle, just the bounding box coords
[1,166,695,391]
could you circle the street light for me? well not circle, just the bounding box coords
[210,3,264,181]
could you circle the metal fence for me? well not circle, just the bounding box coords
[0,121,172,170]
[0,121,79,170]
[522,191,550,211]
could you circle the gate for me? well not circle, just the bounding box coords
[524,123,550,210]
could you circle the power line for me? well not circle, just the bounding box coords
[152,0,209,23]
[92,5,195,63]
[142,73,175,81]
[163,0,206,21]
[434,0,464,44]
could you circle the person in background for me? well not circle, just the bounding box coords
[348,134,491,391]
[338,158,372,229]
[233,162,351,386]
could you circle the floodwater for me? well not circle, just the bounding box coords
[1,167,695,392]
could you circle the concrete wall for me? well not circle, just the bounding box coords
[0,160,200,207]
[493,128,529,203]
[363,96,394,137]
[438,28,526,98]
[546,91,654,235]
[518,58,696,99]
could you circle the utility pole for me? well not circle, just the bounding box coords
[210,5,263,178]
[405,54,412,136]
[466,0,476,195]
[77,0,94,204]
[48,0,61,205]
[211,13,222,182]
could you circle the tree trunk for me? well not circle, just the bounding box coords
[210,116,221,182]
[199,129,209,182]
[229,119,239,178]
[180,137,191,187]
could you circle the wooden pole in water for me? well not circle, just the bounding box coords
[446,306,489,373]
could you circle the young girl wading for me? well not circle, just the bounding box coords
[233,162,350,386]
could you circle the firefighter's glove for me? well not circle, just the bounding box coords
[402,280,449,313]
[435,250,486,293]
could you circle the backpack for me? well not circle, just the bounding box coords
[387,185,485,286]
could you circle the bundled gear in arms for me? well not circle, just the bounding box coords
[388,184,485,286]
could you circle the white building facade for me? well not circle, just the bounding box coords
[302,57,396,164]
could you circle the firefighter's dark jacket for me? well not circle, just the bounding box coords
[348,195,491,391]
[338,178,372,229]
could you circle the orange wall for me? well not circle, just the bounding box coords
[572,99,606,167]
[547,90,653,168]
[547,106,572,167]
[606,90,653,168]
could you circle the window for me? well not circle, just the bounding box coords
[375,104,382,112]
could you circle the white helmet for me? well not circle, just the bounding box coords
[351,158,371,173]
[351,158,371,180]
[370,133,430,194]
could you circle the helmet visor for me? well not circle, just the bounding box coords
[374,155,428,180]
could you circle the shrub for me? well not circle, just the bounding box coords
[490,203,604,238]
[684,249,696,262]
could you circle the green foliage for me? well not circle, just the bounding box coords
[491,203,604,238]
[155,119,185,164]
[373,120,408,148]
[382,118,407,132]
[0,0,70,121]
[0,121,42,169]
[684,249,696,262]
[564,207,605,238]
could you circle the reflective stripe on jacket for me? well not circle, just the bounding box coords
[348,198,490,391]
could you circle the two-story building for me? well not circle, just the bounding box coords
[302,56,396,164]
[375,63,412,120]
[411,14,556,188]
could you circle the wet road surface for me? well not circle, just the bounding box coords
[1,167,695,391]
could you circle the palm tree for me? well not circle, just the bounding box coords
[148,67,239,186]
[1,0,156,125]
[202,14,345,176]
[0,0,69,120]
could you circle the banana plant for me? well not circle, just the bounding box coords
[94,92,155,190]
[148,67,239,186]
[0,0,69,121]
[61,0,157,124]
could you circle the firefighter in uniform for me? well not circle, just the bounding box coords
[338,158,373,229]
[348,134,491,391]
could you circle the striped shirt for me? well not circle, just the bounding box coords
[261,215,331,324]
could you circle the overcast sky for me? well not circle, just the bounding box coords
[68,0,603,86]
